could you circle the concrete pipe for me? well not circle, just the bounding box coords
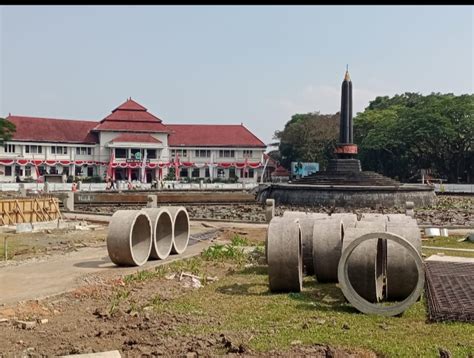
[283,211,329,219]
[355,220,387,231]
[385,221,422,300]
[328,213,358,229]
[386,214,417,224]
[107,210,153,266]
[360,213,388,222]
[312,217,343,282]
[338,232,424,316]
[267,216,303,293]
[342,226,386,302]
[168,206,190,255]
[142,208,174,260]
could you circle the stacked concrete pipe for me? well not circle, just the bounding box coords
[107,210,153,266]
[142,208,174,260]
[168,206,190,255]
[282,211,329,275]
[267,216,303,293]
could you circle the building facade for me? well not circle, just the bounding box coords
[1,99,268,183]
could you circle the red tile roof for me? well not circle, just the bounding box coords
[6,115,98,144]
[167,124,266,148]
[94,98,169,132]
[110,133,162,144]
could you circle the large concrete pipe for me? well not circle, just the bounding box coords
[338,232,424,316]
[282,211,329,219]
[281,211,329,275]
[267,216,303,293]
[360,213,388,222]
[385,221,422,300]
[168,206,190,255]
[142,208,174,260]
[328,213,358,229]
[312,217,343,282]
[342,226,385,302]
[107,210,153,266]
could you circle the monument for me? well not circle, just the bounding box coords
[256,70,435,208]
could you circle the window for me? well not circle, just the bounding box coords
[229,168,236,178]
[115,148,127,159]
[171,149,187,158]
[243,150,253,158]
[25,145,42,154]
[77,147,93,156]
[249,168,255,178]
[217,168,225,177]
[205,168,210,178]
[87,167,94,177]
[180,168,188,177]
[146,149,157,159]
[4,144,15,153]
[192,168,200,177]
[51,146,67,155]
[219,150,235,158]
[25,166,32,177]
[15,166,22,176]
[39,166,46,175]
[4,166,12,176]
[195,150,211,158]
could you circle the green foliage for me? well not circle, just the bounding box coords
[273,112,340,169]
[231,234,249,246]
[201,243,246,262]
[82,175,104,183]
[354,92,474,183]
[0,117,16,144]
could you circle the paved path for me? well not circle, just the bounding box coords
[0,238,210,306]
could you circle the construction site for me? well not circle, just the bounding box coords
[0,185,473,357]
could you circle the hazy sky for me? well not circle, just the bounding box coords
[1,5,472,146]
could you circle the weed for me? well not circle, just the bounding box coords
[201,244,246,262]
[231,234,249,246]
[108,288,130,315]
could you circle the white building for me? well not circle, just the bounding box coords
[1,98,268,183]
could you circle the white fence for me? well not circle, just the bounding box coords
[433,183,474,194]
[0,181,260,193]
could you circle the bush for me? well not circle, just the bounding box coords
[82,175,104,183]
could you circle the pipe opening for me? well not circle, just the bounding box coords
[131,214,152,265]
[155,212,173,259]
[173,210,189,254]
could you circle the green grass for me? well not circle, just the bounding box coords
[163,268,474,357]
[201,243,246,263]
[230,234,250,246]
[422,235,474,258]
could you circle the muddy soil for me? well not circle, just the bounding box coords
[0,226,374,357]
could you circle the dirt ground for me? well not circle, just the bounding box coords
[0,226,378,357]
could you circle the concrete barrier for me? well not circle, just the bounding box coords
[106,210,153,266]
[142,208,173,260]
[168,206,190,255]
[265,199,275,223]
[267,216,302,292]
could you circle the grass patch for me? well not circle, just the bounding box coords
[422,235,474,258]
[201,244,246,263]
[108,287,130,315]
[230,234,249,246]
[166,271,474,357]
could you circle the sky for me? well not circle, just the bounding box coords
[0,5,472,147]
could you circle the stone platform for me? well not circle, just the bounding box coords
[256,183,436,208]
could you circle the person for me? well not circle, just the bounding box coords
[15,175,21,183]
[110,178,116,191]
[72,181,78,192]
[127,181,133,190]
[105,176,111,190]
[62,173,67,183]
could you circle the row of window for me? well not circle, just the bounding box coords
[115,148,157,159]
[3,145,95,155]
[180,167,255,178]
[170,149,254,158]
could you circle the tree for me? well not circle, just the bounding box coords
[354,93,474,183]
[0,117,16,144]
[273,112,340,169]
